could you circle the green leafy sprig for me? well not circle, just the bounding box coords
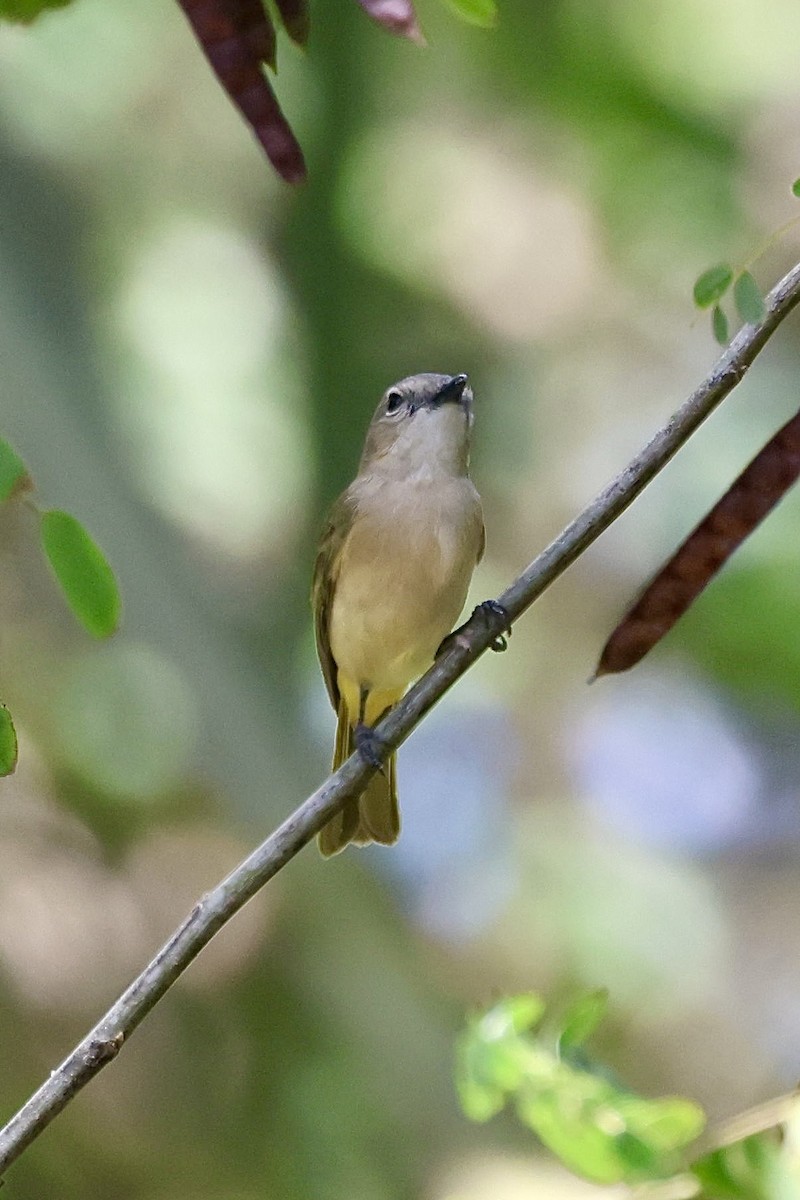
[0,436,121,775]
[457,991,704,1186]
[693,178,800,345]
[457,992,800,1196]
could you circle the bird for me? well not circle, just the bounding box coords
[312,372,485,856]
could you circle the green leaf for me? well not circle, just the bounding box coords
[691,1148,742,1200]
[0,0,72,20]
[557,989,609,1051]
[0,438,29,503]
[473,994,546,1043]
[692,1135,787,1200]
[517,1074,704,1185]
[712,304,729,345]
[40,509,121,638]
[456,995,547,1122]
[456,992,706,1188]
[792,179,800,198]
[693,264,733,309]
[442,0,498,28]
[455,1026,521,1121]
[518,1084,635,1184]
[499,993,547,1035]
[0,705,18,776]
[621,1094,705,1153]
[733,271,766,325]
[455,1046,507,1122]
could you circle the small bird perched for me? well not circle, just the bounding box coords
[312,372,485,856]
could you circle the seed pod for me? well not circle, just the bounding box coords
[356,0,425,42]
[595,406,800,676]
[226,0,277,68]
[273,0,311,45]
[236,77,306,182]
[177,0,306,182]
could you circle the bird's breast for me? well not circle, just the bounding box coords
[328,476,482,693]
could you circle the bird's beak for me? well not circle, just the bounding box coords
[429,373,469,408]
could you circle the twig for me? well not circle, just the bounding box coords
[2,260,800,1176]
[692,1087,800,1157]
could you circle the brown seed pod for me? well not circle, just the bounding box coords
[355,0,425,43]
[273,0,311,45]
[595,406,800,677]
[225,0,277,68]
[177,0,306,183]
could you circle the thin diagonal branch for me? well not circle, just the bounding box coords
[2,260,800,1176]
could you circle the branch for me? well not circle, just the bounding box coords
[2,260,800,1175]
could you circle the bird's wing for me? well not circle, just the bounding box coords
[476,515,486,564]
[311,489,357,711]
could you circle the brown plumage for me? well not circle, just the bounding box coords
[312,491,400,854]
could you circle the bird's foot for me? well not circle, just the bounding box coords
[354,722,386,772]
[476,599,512,652]
[435,599,512,659]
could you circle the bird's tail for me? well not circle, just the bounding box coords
[317,698,400,857]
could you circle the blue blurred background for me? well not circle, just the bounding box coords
[2,0,800,1195]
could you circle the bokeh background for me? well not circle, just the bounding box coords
[2,0,800,1196]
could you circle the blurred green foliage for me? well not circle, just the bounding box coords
[457,993,705,1185]
[0,704,17,775]
[713,303,731,345]
[692,260,768,342]
[0,0,70,21]
[678,560,800,711]
[459,994,800,1198]
[443,0,497,28]
[693,1134,799,1200]
[733,271,766,325]
[0,437,28,502]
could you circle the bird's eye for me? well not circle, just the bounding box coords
[385,390,404,415]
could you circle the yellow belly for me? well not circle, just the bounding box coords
[329,483,481,715]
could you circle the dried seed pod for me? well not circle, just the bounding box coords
[273,0,311,45]
[177,0,306,182]
[356,0,425,43]
[595,406,800,677]
[226,0,277,68]
[236,78,306,182]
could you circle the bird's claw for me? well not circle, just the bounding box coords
[436,599,512,658]
[354,723,386,772]
[476,599,512,652]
